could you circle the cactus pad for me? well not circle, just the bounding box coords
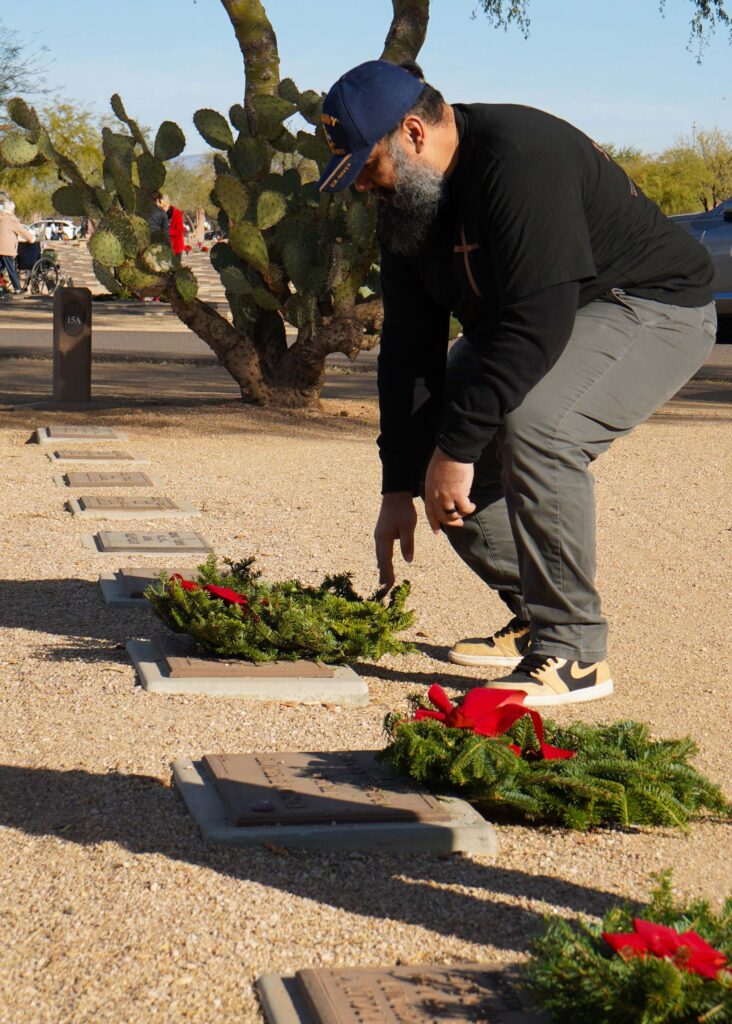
[154,121,186,162]
[117,261,168,293]
[251,94,297,141]
[193,108,234,150]
[51,185,86,217]
[141,243,175,274]
[6,97,40,132]
[174,267,198,303]
[213,175,249,221]
[220,265,252,295]
[229,137,269,180]
[252,286,282,310]
[137,152,167,192]
[256,191,287,231]
[0,133,39,167]
[228,104,249,134]
[89,231,126,269]
[228,222,270,275]
[277,78,301,104]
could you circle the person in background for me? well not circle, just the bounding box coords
[159,193,185,255]
[0,199,35,296]
[148,191,171,243]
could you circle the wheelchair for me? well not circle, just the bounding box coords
[15,241,71,295]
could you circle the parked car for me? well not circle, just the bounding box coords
[671,197,732,339]
[28,218,78,241]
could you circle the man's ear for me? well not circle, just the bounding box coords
[402,114,427,154]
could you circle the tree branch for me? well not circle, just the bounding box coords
[220,0,280,104]
[381,0,430,63]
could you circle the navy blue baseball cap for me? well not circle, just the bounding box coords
[317,60,425,193]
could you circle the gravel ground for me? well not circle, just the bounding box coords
[0,381,730,1024]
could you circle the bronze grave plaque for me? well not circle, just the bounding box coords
[66,471,153,487]
[293,963,547,1023]
[79,495,178,511]
[164,654,335,679]
[95,531,211,553]
[203,751,451,827]
[53,449,137,461]
[118,566,199,598]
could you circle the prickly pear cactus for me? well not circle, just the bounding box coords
[3,94,189,299]
[190,73,378,335]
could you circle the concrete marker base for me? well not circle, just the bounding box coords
[34,426,128,444]
[54,473,163,488]
[99,567,201,608]
[46,451,149,464]
[81,532,213,554]
[128,639,369,705]
[171,757,497,854]
[67,496,200,518]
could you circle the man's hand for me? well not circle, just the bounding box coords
[424,448,476,534]
[374,491,417,590]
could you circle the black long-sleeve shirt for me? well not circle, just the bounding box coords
[377,103,714,493]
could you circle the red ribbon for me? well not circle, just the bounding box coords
[169,575,249,607]
[603,919,730,980]
[414,684,575,761]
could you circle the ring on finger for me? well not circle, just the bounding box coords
[443,506,459,516]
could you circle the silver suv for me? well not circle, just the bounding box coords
[672,197,732,338]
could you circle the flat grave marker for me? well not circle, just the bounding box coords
[67,495,200,519]
[82,531,212,554]
[127,637,368,705]
[257,963,547,1023]
[171,750,496,853]
[55,471,160,488]
[34,425,127,444]
[98,565,201,607]
[47,450,149,465]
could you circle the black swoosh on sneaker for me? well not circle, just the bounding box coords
[557,661,599,691]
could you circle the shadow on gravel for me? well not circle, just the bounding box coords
[0,578,152,648]
[0,762,627,952]
[351,660,485,692]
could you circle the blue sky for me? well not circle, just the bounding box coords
[7,0,731,155]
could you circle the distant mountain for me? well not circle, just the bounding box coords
[174,153,212,169]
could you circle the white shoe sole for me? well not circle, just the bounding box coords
[521,679,614,707]
[448,650,522,667]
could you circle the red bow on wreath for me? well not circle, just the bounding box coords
[414,684,575,761]
[169,575,249,607]
[603,919,730,980]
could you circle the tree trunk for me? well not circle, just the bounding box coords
[220,0,280,109]
[196,0,430,409]
[381,0,430,63]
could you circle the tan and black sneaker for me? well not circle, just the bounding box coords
[487,653,614,706]
[448,617,530,667]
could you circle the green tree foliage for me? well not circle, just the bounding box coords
[609,129,732,214]
[0,100,107,220]
[146,555,416,664]
[524,872,732,1023]
[160,156,217,219]
[380,704,730,830]
[476,1,731,54]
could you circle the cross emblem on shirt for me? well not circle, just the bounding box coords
[454,225,482,298]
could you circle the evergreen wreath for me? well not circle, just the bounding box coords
[523,872,732,1023]
[380,690,730,830]
[146,555,415,664]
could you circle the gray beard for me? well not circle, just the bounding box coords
[376,136,446,256]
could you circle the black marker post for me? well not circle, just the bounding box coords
[53,287,92,403]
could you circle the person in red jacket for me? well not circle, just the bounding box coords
[160,194,185,255]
